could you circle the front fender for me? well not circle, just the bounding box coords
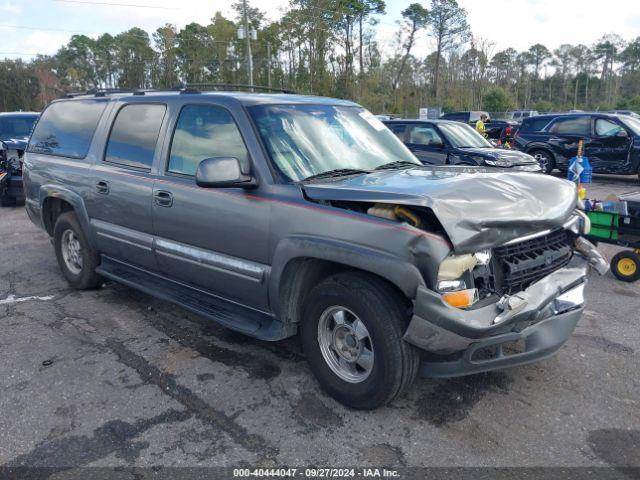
[269,236,427,315]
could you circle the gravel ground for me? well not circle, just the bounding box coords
[0,174,638,475]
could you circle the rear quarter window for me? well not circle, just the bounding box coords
[27,100,108,159]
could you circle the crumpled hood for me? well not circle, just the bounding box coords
[461,147,537,165]
[302,166,577,252]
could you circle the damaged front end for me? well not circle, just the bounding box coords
[302,167,608,378]
[0,140,26,203]
[403,216,607,378]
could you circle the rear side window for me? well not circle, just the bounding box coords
[105,104,166,170]
[28,100,107,159]
[549,117,591,136]
[521,117,553,132]
[167,104,249,176]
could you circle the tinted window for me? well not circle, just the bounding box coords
[105,104,166,169]
[168,105,249,176]
[386,123,407,139]
[0,115,39,141]
[521,117,553,132]
[595,118,624,136]
[407,125,443,145]
[28,100,107,158]
[549,117,591,135]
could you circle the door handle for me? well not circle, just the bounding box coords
[154,190,173,207]
[96,180,109,194]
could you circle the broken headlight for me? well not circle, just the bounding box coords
[436,250,492,309]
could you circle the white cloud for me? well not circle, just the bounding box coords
[459,0,640,52]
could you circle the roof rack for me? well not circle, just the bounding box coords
[184,83,297,94]
[63,87,181,98]
[63,84,297,99]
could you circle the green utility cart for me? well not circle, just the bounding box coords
[585,209,640,282]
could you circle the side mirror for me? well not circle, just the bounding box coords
[195,157,256,189]
[616,130,629,138]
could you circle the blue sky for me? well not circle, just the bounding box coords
[1,0,639,61]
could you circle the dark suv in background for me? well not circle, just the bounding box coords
[514,113,640,180]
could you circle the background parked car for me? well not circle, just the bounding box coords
[0,111,39,206]
[384,119,541,172]
[513,113,640,180]
[505,110,539,121]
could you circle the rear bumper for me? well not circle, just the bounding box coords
[404,249,603,378]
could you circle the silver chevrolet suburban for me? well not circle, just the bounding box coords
[23,88,607,409]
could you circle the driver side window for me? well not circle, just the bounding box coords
[407,125,443,146]
[168,105,249,176]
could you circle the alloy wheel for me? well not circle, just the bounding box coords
[317,306,375,383]
[61,229,83,275]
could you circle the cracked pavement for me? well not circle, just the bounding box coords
[0,175,639,472]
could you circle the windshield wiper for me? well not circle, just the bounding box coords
[374,160,421,170]
[302,168,370,182]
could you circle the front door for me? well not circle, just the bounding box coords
[405,124,449,165]
[152,103,270,310]
[86,102,167,271]
[586,118,633,173]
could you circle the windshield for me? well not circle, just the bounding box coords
[0,115,38,141]
[437,122,492,148]
[249,104,420,181]
[621,116,640,136]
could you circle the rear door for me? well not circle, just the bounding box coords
[151,102,270,309]
[586,117,633,173]
[85,101,167,270]
[545,116,592,166]
[404,123,448,164]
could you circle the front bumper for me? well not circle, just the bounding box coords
[404,249,604,378]
[0,172,23,199]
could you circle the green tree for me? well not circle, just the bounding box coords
[482,86,514,112]
[427,0,469,99]
[393,3,429,91]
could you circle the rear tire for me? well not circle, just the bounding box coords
[530,149,556,174]
[53,212,102,289]
[611,251,640,283]
[300,272,419,410]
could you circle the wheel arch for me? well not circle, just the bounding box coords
[40,186,93,246]
[270,236,424,325]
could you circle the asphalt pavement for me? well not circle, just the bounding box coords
[0,174,639,475]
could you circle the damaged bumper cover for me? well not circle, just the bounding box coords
[404,246,607,378]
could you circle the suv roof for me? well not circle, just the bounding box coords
[58,88,357,108]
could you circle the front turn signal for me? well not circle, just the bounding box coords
[442,288,479,309]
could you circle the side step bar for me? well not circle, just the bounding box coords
[96,256,295,341]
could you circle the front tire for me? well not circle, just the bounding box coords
[530,149,556,174]
[53,212,102,289]
[301,272,419,409]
